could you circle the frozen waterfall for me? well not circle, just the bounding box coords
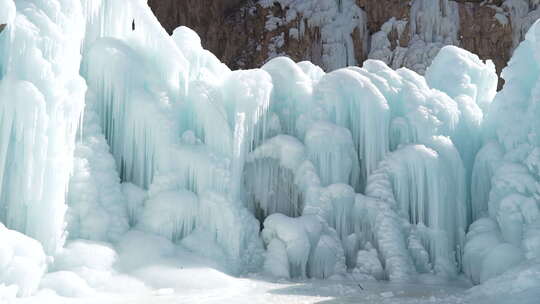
[0,0,540,300]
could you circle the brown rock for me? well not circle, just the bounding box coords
[356,0,410,34]
[148,0,534,86]
[458,1,513,88]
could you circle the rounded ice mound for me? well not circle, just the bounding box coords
[0,223,47,297]
[426,45,498,111]
[53,241,117,272]
[138,190,198,242]
[480,243,525,283]
[172,26,203,52]
[297,61,325,83]
[40,271,94,297]
[0,0,15,25]
[304,121,359,187]
[262,214,311,278]
[525,19,540,63]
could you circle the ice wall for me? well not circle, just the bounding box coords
[0,0,525,296]
[466,19,540,284]
[0,0,87,254]
[249,45,496,280]
[80,0,266,275]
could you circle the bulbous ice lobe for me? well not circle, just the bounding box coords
[0,0,15,26]
[0,224,47,297]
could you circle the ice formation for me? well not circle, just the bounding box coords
[0,0,540,300]
[260,0,368,71]
[368,0,459,74]
[465,18,540,286]
[0,0,86,255]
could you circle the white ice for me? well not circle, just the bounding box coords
[1,0,540,303]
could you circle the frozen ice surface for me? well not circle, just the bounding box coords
[0,0,87,255]
[1,0,540,302]
[0,224,46,297]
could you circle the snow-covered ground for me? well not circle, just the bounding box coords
[16,276,470,304]
[10,232,471,304]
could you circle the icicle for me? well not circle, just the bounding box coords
[304,121,360,188]
[364,139,466,277]
[0,0,87,254]
[314,68,390,190]
[244,135,307,220]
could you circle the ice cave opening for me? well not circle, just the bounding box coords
[0,0,539,303]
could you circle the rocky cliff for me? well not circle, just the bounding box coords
[149,0,540,87]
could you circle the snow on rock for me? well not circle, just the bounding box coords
[368,0,460,75]
[503,0,540,49]
[260,0,368,70]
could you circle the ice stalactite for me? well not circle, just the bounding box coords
[196,191,264,274]
[354,194,415,281]
[0,0,87,254]
[261,213,346,279]
[426,45,498,225]
[80,0,267,275]
[261,57,314,137]
[66,99,129,243]
[471,142,505,221]
[466,19,540,285]
[4,0,535,296]
[221,69,273,202]
[364,143,464,278]
[305,122,360,189]
[245,135,306,221]
[314,69,390,190]
[243,46,494,281]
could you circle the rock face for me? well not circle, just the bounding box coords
[149,0,540,84]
